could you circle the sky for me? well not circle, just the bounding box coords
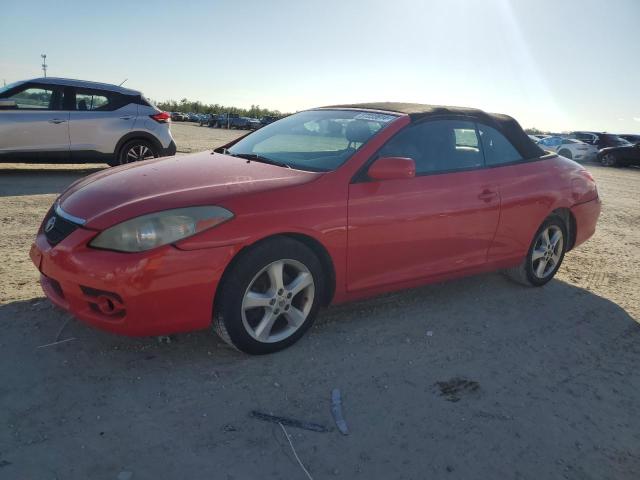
[1,0,639,132]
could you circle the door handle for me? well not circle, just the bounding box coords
[478,189,498,202]
[119,115,133,120]
[48,118,67,124]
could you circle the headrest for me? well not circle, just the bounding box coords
[345,121,371,144]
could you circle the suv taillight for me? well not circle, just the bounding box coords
[150,111,171,123]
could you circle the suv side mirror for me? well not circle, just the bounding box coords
[0,99,17,109]
[368,157,416,181]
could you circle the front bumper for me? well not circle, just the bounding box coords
[570,197,601,249]
[30,227,236,336]
[573,151,597,162]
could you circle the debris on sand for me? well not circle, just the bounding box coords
[435,377,480,402]
[279,422,314,480]
[36,338,76,349]
[249,410,329,433]
[330,389,349,435]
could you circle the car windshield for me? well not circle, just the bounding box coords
[225,109,398,172]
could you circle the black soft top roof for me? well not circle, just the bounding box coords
[324,102,544,159]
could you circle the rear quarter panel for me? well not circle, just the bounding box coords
[487,155,574,264]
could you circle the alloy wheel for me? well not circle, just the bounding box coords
[531,225,563,279]
[125,144,154,163]
[241,259,315,343]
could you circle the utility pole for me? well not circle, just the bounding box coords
[41,54,47,77]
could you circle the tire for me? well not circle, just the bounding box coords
[111,139,159,166]
[558,149,572,159]
[504,215,568,287]
[213,237,325,354]
[600,153,617,167]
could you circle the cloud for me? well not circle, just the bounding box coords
[634,117,640,122]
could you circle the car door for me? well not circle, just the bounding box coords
[477,123,558,263]
[347,119,500,292]
[0,82,70,160]
[68,87,136,160]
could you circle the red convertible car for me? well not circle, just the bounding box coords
[30,103,601,354]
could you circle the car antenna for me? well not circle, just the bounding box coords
[118,78,128,86]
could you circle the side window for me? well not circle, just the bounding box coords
[5,85,59,109]
[74,89,121,111]
[478,124,523,165]
[378,119,482,174]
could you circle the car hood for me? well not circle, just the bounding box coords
[59,151,321,230]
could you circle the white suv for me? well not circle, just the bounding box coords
[0,77,176,166]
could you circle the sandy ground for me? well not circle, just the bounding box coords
[0,122,639,479]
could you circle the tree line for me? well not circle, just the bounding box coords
[154,98,285,118]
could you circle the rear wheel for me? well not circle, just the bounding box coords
[111,139,159,166]
[558,149,572,159]
[505,215,567,287]
[213,237,324,354]
[601,153,617,167]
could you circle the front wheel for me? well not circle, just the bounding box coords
[601,153,617,167]
[505,215,567,287]
[558,149,572,159]
[213,237,324,354]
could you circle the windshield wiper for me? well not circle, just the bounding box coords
[228,152,292,169]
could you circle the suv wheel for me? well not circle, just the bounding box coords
[111,139,159,166]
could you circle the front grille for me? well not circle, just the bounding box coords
[43,210,80,246]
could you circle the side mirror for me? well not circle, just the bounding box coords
[0,99,17,109]
[367,156,416,181]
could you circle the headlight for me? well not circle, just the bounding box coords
[90,206,233,252]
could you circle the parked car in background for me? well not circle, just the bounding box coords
[618,134,640,145]
[260,115,279,127]
[244,117,262,130]
[211,113,239,128]
[537,136,596,162]
[212,114,260,130]
[0,77,176,166]
[30,102,600,354]
[555,138,596,161]
[596,139,640,167]
[568,131,638,166]
[170,112,187,122]
[187,113,200,122]
[569,131,628,150]
[528,134,548,141]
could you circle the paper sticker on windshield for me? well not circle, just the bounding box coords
[354,112,396,123]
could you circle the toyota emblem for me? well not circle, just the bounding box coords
[45,216,56,233]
